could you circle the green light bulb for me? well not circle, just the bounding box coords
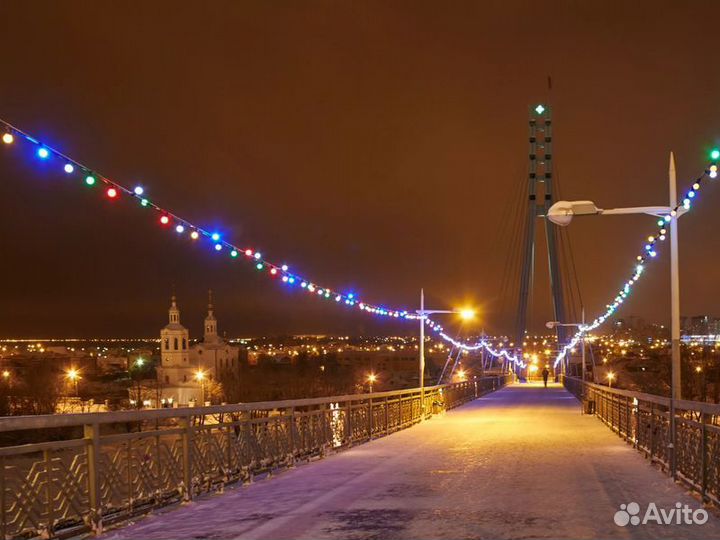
[711,148,720,161]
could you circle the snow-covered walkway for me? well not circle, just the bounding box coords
[104,382,720,539]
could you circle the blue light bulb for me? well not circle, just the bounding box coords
[37,147,49,159]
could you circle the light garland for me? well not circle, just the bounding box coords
[553,153,719,369]
[0,118,528,367]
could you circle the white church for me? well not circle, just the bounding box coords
[156,292,241,406]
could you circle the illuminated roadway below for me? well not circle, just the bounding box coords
[103,383,720,540]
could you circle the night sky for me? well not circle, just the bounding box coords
[1,1,719,339]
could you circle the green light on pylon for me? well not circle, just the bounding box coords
[535,104,546,115]
[711,148,720,161]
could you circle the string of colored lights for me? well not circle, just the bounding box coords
[552,151,719,369]
[0,118,528,367]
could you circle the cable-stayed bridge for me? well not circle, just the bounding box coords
[1,112,719,538]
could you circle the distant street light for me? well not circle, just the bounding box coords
[367,373,377,393]
[547,308,587,381]
[194,369,206,405]
[66,368,81,396]
[607,371,615,388]
[416,289,476,416]
[2,370,9,381]
[457,368,467,381]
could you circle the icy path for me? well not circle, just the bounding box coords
[104,383,720,539]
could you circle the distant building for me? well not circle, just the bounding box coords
[156,292,241,406]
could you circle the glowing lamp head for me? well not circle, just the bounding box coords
[194,370,205,382]
[1,133,13,144]
[106,187,118,198]
[66,368,80,381]
[160,215,170,225]
[133,186,144,196]
[459,308,476,321]
[64,163,74,173]
[367,373,377,383]
[37,147,49,159]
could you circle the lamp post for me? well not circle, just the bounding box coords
[547,154,684,400]
[547,152,683,477]
[416,289,475,416]
[66,368,80,396]
[546,306,586,381]
[194,369,206,406]
[367,373,377,393]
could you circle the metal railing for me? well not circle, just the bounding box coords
[564,375,720,505]
[0,375,511,539]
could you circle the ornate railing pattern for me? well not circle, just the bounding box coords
[564,376,720,505]
[0,375,511,539]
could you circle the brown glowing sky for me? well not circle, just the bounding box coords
[1,1,719,338]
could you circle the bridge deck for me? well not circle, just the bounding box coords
[105,383,720,539]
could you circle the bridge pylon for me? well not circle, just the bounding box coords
[516,104,567,356]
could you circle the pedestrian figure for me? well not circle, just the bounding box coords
[542,367,550,388]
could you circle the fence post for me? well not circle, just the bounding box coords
[701,413,708,502]
[344,401,353,447]
[368,398,374,440]
[649,403,655,461]
[83,423,102,533]
[288,407,296,465]
[384,397,390,436]
[179,415,193,501]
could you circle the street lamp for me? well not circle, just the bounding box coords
[367,372,377,393]
[607,371,615,388]
[547,153,684,400]
[416,289,475,416]
[546,309,587,381]
[194,369,206,405]
[457,368,467,381]
[66,368,81,396]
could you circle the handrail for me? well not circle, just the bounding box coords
[564,375,720,415]
[0,383,449,433]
